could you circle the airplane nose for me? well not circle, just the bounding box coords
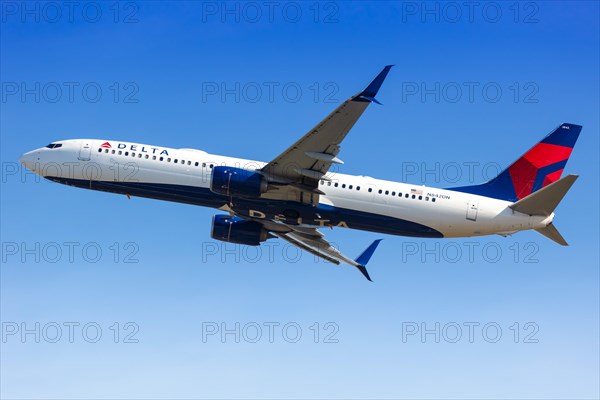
[19,150,39,172]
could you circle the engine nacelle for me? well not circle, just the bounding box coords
[211,214,269,246]
[210,166,267,197]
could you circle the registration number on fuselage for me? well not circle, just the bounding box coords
[427,192,450,200]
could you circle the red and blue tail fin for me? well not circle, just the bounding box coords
[451,123,582,202]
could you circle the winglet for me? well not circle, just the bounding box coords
[354,65,394,105]
[354,239,383,281]
[355,265,373,282]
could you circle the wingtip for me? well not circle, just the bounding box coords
[356,264,373,282]
[354,66,394,104]
[355,239,383,266]
[353,239,383,281]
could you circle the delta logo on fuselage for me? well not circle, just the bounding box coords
[102,141,169,156]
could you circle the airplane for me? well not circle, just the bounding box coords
[19,66,582,281]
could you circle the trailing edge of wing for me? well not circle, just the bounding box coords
[272,230,382,281]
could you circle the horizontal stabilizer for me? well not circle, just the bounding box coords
[509,174,578,216]
[535,223,568,246]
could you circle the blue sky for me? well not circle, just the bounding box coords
[1,1,599,399]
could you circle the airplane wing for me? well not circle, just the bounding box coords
[256,219,382,281]
[260,65,394,204]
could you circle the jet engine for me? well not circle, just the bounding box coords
[211,214,269,246]
[210,166,267,197]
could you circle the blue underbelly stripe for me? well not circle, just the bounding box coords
[45,177,443,238]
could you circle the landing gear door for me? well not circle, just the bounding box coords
[78,142,91,161]
[466,197,479,221]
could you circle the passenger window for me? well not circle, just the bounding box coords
[181,160,185,164]
[398,192,402,197]
[412,195,416,199]
[405,193,409,198]
[195,162,199,166]
[118,151,122,155]
[342,184,346,189]
[145,155,149,159]
[131,152,135,157]
[112,150,115,154]
[385,191,389,195]
[105,149,108,153]
[98,148,102,153]
[327,182,331,186]
[425,197,429,201]
[356,186,360,191]
[187,161,191,165]
[202,163,206,167]
[152,156,156,160]
[167,158,171,162]
[125,152,129,156]
[210,164,213,169]
[138,153,142,158]
[432,198,436,202]
[378,190,382,194]
[418,195,422,200]
[160,157,164,161]
[368,188,372,193]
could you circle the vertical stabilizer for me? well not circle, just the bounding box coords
[450,124,582,201]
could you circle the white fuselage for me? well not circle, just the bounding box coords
[19,139,553,239]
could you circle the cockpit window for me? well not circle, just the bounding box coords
[45,143,62,149]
